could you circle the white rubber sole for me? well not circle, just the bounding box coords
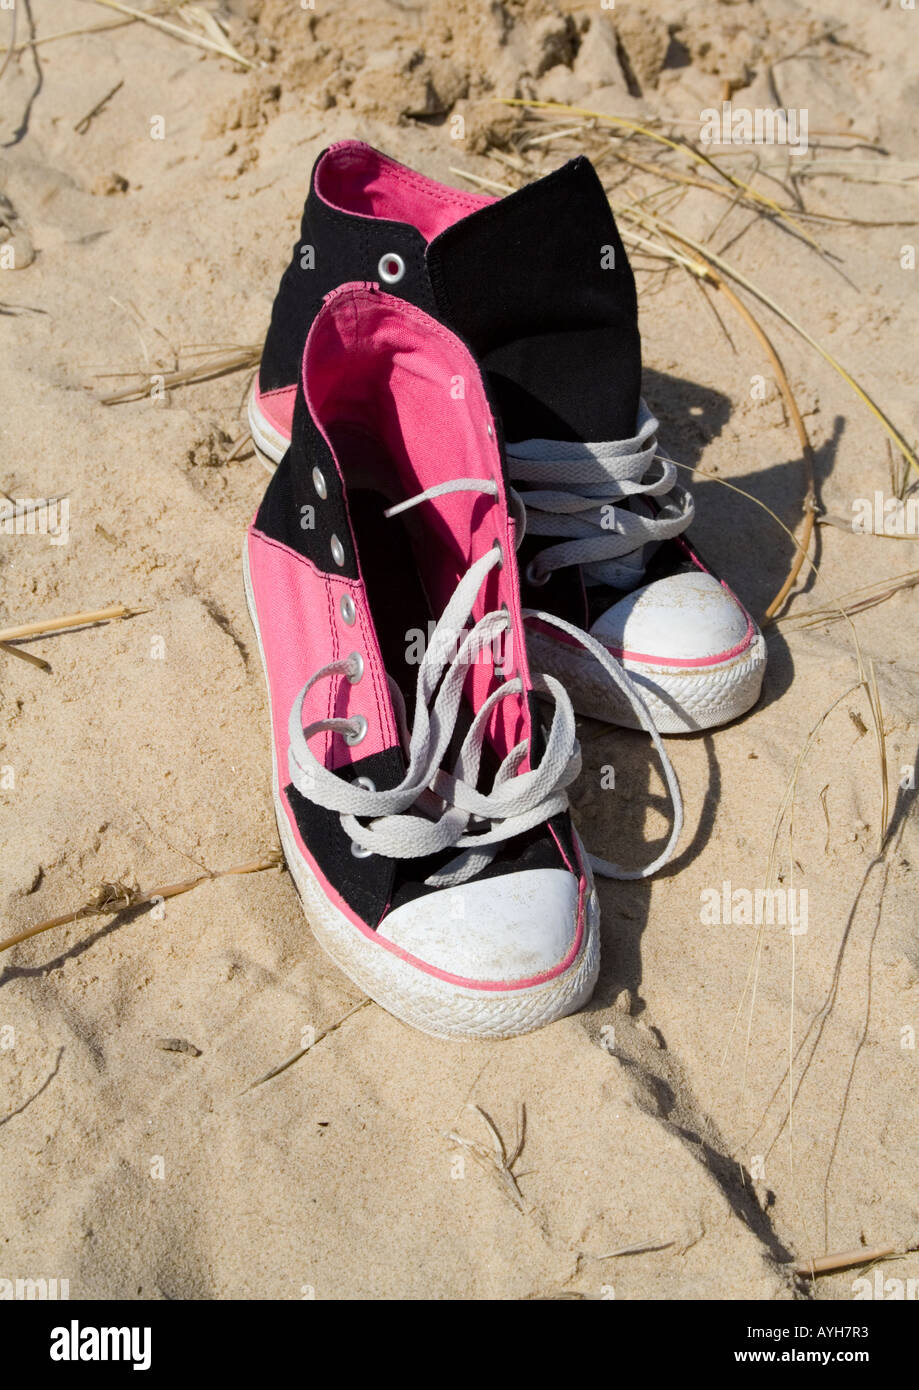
[247,391,287,471]
[527,626,767,734]
[248,389,765,734]
[243,539,600,1040]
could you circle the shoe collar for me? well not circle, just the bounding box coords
[313,139,494,242]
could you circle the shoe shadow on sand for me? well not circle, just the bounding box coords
[569,369,845,1013]
[573,728,719,1016]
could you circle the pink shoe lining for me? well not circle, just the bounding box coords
[304,281,533,764]
[316,140,494,244]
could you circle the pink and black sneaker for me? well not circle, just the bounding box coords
[249,141,766,735]
[243,284,681,1038]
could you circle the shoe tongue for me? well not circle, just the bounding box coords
[427,157,641,446]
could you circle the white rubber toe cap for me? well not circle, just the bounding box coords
[376,868,582,984]
[589,570,752,666]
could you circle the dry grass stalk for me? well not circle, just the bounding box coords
[0,851,284,956]
[0,18,135,54]
[248,997,373,1088]
[88,0,254,69]
[609,149,918,228]
[444,1103,528,1213]
[793,1244,897,1277]
[73,78,123,134]
[0,603,143,645]
[98,344,262,404]
[492,104,916,478]
[0,494,67,521]
[866,661,889,855]
[777,569,919,627]
[0,642,50,672]
[623,208,918,478]
[595,1238,675,1259]
[499,99,821,248]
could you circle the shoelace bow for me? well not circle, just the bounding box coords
[287,477,683,888]
[506,399,694,590]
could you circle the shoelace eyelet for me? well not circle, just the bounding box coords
[312,466,327,499]
[346,652,364,684]
[494,603,512,678]
[377,252,405,284]
[340,594,356,625]
[330,534,345,567]
[350,775,376,857]
[343,713,368,746]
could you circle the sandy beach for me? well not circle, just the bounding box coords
[1,0,917,1300]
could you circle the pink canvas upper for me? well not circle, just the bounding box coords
[247,531,401,780]
[255,383,296,438]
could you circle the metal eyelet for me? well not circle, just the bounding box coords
[377,252,405,285]
[487,425,494,438]
[525,558,550,587]
[312,466,327,499]
[343,714,368,746]
[493,540,504,568]
[346,652,364,685]
[330,534,345,567]
[340,594,356,625]
[495,602,512,678]
[350,774,376,858]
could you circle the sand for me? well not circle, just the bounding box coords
[1,0,917,1300]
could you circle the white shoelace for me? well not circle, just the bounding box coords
[506,399,694,590]
[286,479,683,887]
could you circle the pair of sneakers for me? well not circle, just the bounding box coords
[244,141,766,1039]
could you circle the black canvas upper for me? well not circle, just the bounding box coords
[426,156,641,445]
[258,146,653,630]
[262,148,641,444]
[260,177,439,395]
[255,385,359,580]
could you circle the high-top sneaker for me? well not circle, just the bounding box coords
[245,283,592,1038]
[244,284,682,1038]
[249,141,766,735]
